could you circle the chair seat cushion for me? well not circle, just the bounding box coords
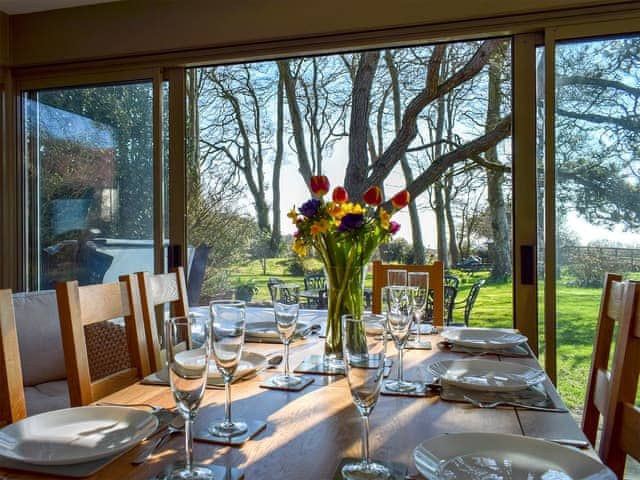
[24,380,70,416]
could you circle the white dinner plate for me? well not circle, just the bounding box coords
[442,328,527,349]
[0,406,158,466]
[428,358,546,392]
[414,433,614,480]
[441,327,527,349]
[245,321,310,340]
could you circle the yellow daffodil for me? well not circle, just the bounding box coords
[310,219,330,236]
[287,208,298,224]
[379,208,391,229]
[292,238,308,257]
[328,202,345,220]
[342,202,364,215]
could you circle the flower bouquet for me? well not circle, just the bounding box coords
[289,175,410,361]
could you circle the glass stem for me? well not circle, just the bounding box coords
[398,347,405,383]
[283,340,290,377]
[360,414,371,465]
[415,313,421,343]
[224,381,232,425]
[184,417,193,472]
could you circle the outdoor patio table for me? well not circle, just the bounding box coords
[0,317,595,479]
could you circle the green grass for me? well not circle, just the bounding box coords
[223,259,636,414]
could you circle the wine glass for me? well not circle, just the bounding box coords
[386,269,407,287]
[341,314,390,480]
[384,285,417,392]
[270,283,303,386]
[407,272,430,348]
[165,315,214,479]
[209,300,248,437]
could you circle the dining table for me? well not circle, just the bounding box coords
[0,308,596,480]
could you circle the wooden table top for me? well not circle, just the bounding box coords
[0,331,593,479]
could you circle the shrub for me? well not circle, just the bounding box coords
[564,248,632,287]
[234,280,259,302]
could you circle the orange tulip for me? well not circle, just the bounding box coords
[332,186,349,203]
[363,186,383,206]
[391,190,411,209]
[310,175,330,197]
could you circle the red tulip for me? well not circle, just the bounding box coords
[363,186,383,206]
[391,190,411,209]
[332,186,349,203]
[310,175,330,197]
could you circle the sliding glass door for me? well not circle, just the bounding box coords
[539,32,640,415]
[23,81,157,290]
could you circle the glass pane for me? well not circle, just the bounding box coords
[186,39,513,329]
[24,82,155,289]
[555,36,640,416]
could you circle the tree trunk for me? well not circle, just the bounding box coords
[485,45,512,280]
[434,182,448,268]
[271,74,284,253]
[384,51,426,264]
[445,180,460,266]
[345,51,380,200]
[278,60,313,186]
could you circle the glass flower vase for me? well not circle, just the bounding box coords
[324,262,367,365]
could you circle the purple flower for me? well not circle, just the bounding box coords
[389,221,401,235]
[338,213,364,232]
[299,199,321,218]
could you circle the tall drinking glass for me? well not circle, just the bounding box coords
[209,300,247,437]
[342,314,390,480]
[384,285,417,392]
[165,315,213,479]
[271,284,303,386]
[386,269,407,287]
[407,272,430,348]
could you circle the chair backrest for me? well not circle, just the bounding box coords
[135,267,189,372]
[55,275,151,406]
[598,280,640,478]
[463,280,485,326]
[267,277,284,299]
[304,273,326,291]
[445,273,460,289]
[0,290,27,425]
[582,273,625,446]
[371,260,445,326]
[444,285,458,325]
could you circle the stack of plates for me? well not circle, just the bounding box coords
[0,406,157,475]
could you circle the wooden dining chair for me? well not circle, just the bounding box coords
[598,279,640,478]
[371,260,445,327]
[0,290,27,425]
[582,272,626,446]
[55,275,151,407]
[135,267,189,372]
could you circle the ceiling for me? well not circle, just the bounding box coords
[0,0,118,14]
